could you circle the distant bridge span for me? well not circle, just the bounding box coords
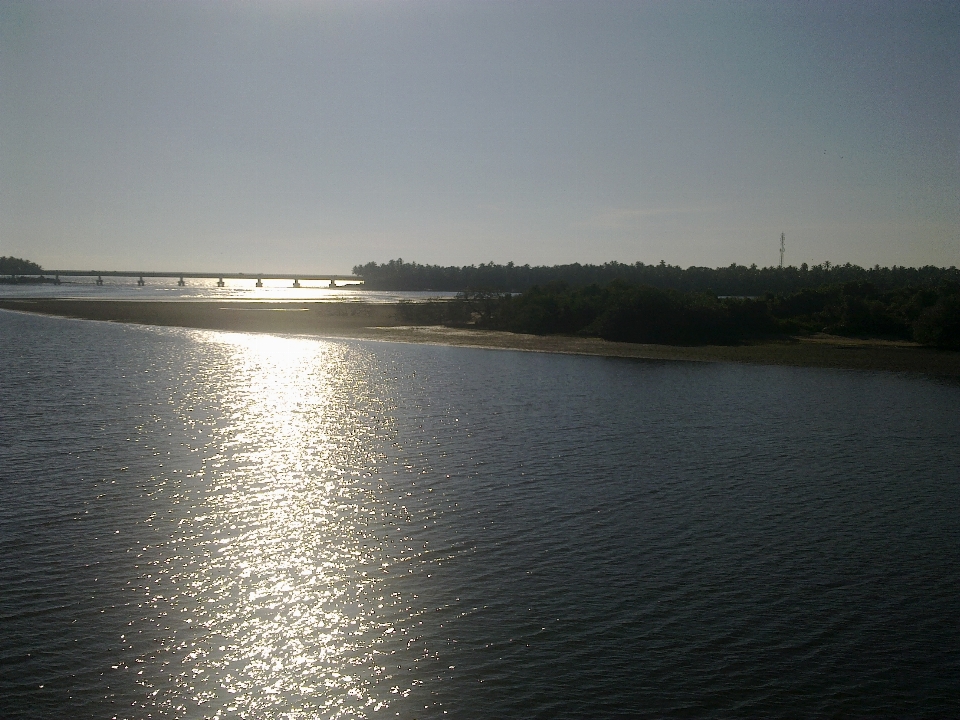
[48,270,362,282]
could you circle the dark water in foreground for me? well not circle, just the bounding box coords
[1,310,958,719]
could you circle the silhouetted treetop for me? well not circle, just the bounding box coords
[0,256,43,276]
[353,259,960,296]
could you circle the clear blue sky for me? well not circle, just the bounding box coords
[1,0,957,273]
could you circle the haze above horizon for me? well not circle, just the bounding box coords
[1,1,957,274]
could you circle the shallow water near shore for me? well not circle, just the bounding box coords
[1,310,959,718]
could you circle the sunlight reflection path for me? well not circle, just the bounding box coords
[137,332,405,718]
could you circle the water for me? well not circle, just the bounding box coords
[1,309,958,718]
[0,276,454,303]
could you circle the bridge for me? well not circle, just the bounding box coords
[34,270,363,288]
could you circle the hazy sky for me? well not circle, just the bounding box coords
[1,1,957,274]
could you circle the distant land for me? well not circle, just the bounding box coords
[354,259,960,295]
[4,255,959,354]
[0,256,45,280]
[356,259,960,349]
[2,299,959,379]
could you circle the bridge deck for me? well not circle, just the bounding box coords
[42,271,361,281]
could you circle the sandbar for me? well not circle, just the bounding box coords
[2,298,959,378]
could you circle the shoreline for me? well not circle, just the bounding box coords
[2,298,959,378]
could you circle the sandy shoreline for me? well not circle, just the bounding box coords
[2,298,959,378]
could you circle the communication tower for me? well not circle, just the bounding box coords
[780,232,785,268]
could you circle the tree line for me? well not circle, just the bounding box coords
[354,259,960,295]
[397,280,960,349]
[0,256,43,277]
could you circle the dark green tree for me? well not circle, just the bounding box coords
[0,256,43,276]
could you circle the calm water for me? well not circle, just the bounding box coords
[0,276,453,303]
[1,309,958,719]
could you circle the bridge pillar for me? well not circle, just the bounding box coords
[256,278,263,287]
[96,275,103,285]
[292,278,301,288]
[137,276,145,286]
[177,276,185,286]
[217,277,225,287]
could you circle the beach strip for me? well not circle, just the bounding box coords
[2,298,958,378]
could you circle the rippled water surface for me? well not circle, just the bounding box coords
[1,310,959,718]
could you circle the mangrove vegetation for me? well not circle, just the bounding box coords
[355,259,960,295]
[0,256,43,277]
[397,279,960,350]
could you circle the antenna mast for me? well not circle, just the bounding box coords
[780,232,785,268]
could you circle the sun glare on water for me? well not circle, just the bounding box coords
[132,331,406,718]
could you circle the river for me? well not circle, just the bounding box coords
[1,309,958,718]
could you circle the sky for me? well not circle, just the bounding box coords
[1,0,958,274]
